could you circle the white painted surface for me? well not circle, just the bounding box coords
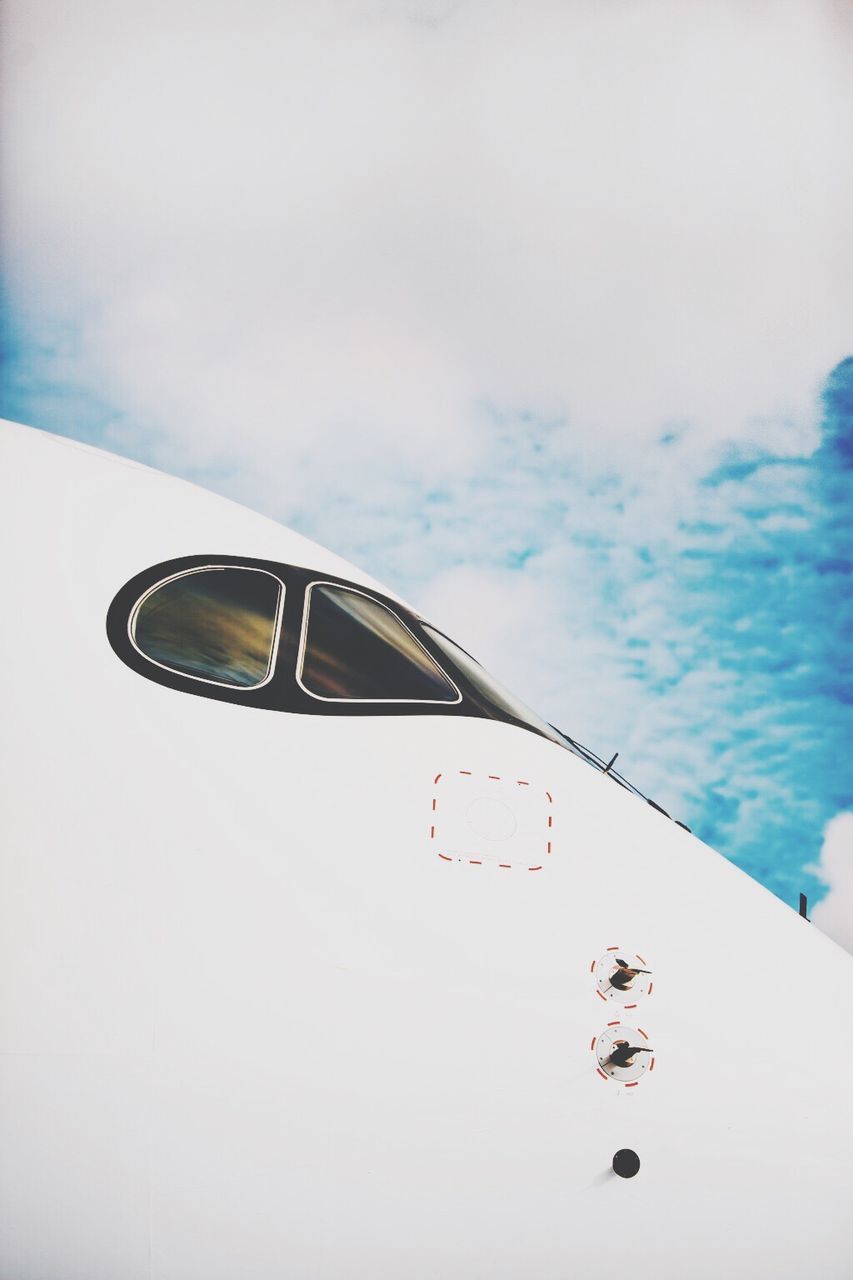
[1,419,852,1279]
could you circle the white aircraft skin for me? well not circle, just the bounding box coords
[1,417,851,1279]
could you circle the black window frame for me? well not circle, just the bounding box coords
[107,555,567,746]
[107,555,471,720]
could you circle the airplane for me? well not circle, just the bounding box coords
[1,416,851,1279]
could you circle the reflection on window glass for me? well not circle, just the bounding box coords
[300,585,459,702]
[133,568,282,688]
[421,625,568,749]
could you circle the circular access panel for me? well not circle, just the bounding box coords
[593,1024,655,1085]
[593,949,652,1005]
[465,796,518,841]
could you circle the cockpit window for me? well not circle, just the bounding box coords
[131,566,283,688]
[421,625,569,749]
[298,584,460,703]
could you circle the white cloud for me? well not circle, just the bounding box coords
[3,0,851,481]
[810,812,853,955]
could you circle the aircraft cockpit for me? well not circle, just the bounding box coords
[107,555,679,822]
[107,556,570,741]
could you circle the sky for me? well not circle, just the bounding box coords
[1,0,852,946]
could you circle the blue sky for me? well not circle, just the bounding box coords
[1,0,852,934]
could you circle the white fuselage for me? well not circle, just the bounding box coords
[1,420,851,1279]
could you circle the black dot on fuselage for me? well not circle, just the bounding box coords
[612,1148,640,1178]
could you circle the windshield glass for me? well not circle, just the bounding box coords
[132,567,282,688]
[300,586,460,702]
